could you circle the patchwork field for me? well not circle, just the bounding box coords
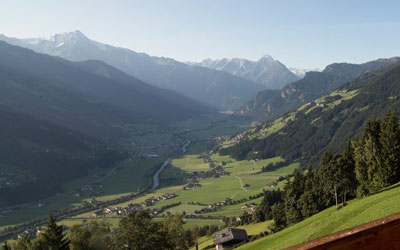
[105,142,298,219]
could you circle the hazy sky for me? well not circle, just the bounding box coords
[1,0,399,69]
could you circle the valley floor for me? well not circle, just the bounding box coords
[0,115,254,237]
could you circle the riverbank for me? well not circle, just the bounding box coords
[151,140,191,191]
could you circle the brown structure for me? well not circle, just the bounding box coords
[285,212,400,250]
[214,228,248,249]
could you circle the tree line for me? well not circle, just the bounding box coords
[3,211,220,250]
[250,111,400,231]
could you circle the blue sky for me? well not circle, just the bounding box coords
[1,0,399,68]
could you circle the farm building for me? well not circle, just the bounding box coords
[214,228,248,249]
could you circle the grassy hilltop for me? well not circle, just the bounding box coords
[237,183,400,250]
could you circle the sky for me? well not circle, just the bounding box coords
[1,0,399,69]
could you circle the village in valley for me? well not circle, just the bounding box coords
[91,192,178,218]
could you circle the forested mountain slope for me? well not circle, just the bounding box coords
[236,57,400,121]
[221,62,400,165]
[0,106,119,207]
[0,41,210,139]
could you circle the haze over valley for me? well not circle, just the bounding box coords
[1,1,400,250]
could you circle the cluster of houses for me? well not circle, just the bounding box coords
[74,183,104,198]
[92,193,177,218]
[143,193,177,206]
[183,182,202,190]
[0,171,25,189]
[18,225,69,240]
[187,166,229,181]
[315,100,325,107]
[195,198,232,214]
[0,208,13,216]
[240,203,257,211]
[265,181,278,188]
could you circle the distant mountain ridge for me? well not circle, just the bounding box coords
[0,31,265,110]
[221,61,400,165]
[237,57,400,121]
[0,40,214,207]
[192,55,300,89]
[0,40,209,139]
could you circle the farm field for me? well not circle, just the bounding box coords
[237,182,400,250]
[107,143,298,218]
[59,217,224,231]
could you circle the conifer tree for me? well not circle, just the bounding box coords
[162,213,187,250]
[379,111,400,185]
[354,120,384,195]
[337,141,357,205]
[111,211,173,250]
[35,214,69,250]
[2,242,11,250]
[13,234,32,250]
[354,138,369,196]
[284,170,304,224]
[320,152,341,209]
[299,167,319,217]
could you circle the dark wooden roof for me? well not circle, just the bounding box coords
[214,228,248,245]
[284,212,400,250]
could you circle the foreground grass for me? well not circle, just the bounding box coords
[238,183,400,250]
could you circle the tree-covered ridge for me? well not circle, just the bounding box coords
[248,112,400,233]
[221,62,400,166]
[236,57,400,122]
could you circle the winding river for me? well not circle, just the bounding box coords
[151,140,190,191]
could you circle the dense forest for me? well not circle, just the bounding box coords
[245,112,400,232]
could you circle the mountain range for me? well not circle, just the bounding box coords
[0,41,210,140]
[0,40,218,206]
[192,56,300,89]
[221,61,400,166]
[0,31,266,110]
[236,57,400,121]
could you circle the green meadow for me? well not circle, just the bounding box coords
[238,183,400,250]
[109,143,298,218]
